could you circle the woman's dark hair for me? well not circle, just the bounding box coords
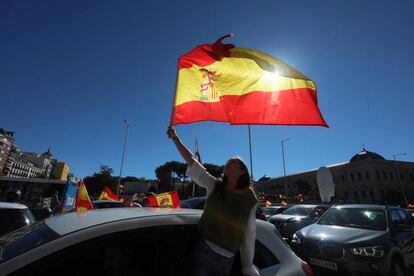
[216,157,251,199]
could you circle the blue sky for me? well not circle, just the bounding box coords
[1,0,413,180]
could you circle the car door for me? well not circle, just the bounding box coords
[396,209,414,266]
[11,225,199,276]
[389,209,414,267]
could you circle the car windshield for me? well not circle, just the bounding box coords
[0,222,60,263]
[318,207,386,230]
[282,205,315,216]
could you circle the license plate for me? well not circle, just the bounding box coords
[310,257,338,271]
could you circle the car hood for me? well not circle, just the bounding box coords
[299,224,387,244]
[270,214,307,222]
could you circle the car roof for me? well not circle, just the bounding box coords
[45,207,203,236]
[288,204,323,208]
[0,202,28,209]
[332,204,386,210]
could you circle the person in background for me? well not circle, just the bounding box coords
[5,189,22,203]
[167,126,259,276]
[50,190,60,214]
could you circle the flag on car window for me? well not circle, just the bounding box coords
[170,34,328,127]
[146,191,180,208]
[75,180,94,212]
[98,186,119,201]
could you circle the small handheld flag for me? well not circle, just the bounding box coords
[75,180,94,212]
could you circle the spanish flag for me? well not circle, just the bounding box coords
[147,191,180,208]
[171,35,328,127]
[75,180,94,212]
[98,186,119,201]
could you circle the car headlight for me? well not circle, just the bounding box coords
[292,233,302,244]
[351,246,384,258]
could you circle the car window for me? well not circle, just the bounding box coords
[0,222,59,263]
[231,241,280,275]
[13,223,280,276]
[390,210,401,225]
[13,225,199,276]
[0,209,36,237]
[396,210,412,227]
[312,207,328,218]
[282,205,314,216]
[318,207,386,230]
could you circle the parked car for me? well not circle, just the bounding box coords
[0,202,36,237]
[291,204,414,276]
[30,207,53,221]
[0,208,313,276]
[269,204,331,243]
[180,196,268,221]
[262,206,290,220]
[92,200,125,209]
[180,196,206,209]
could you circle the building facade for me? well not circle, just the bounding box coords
[256,149,414,205]
[50,160,70,180]
[0,129,15,175]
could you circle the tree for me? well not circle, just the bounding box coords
[84,164,117,198]
[203,163,224,178]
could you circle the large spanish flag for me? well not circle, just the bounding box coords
[171,35,328,127]
[75,180,94,212]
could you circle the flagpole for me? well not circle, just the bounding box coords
[248,125,254,182]
[169,70,180,127]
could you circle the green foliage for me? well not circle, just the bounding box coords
[203,163,224,178]
[84,164,118,198]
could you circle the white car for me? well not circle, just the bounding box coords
[0,208,312,276]
[0,202,36,237]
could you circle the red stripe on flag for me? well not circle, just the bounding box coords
[173,88,328,127]
[178,35,235,69]
[172,101,229,125]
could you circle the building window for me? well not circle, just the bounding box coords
[351,174,355,182]
[344,191,348,199]
[365,171,370,180]
[381,189,385,199]
[369,190,374,200]
[361,190,367,199]
[357,172,362,181]
[341,174,345,183]
[354,191,359,200]
[383,171,388,180]
[400,173,404,181]
[389,172,394,180]
[410,173,414,182]
[376,171,380,179]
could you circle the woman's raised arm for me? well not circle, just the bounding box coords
[167,126,195,167]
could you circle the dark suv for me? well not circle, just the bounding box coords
[268,204,330,243]
[291,204,414,276]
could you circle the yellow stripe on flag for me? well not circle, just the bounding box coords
[175,48,316,106]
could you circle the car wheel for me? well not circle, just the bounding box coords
[390,259,406,276]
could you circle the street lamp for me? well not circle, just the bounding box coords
[393,153,408,207]
[117,119,129,196]
[281,138,289,200]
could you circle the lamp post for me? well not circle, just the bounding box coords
[393,153,408,207]
[281,138,289,200]
[117,119,129,196]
